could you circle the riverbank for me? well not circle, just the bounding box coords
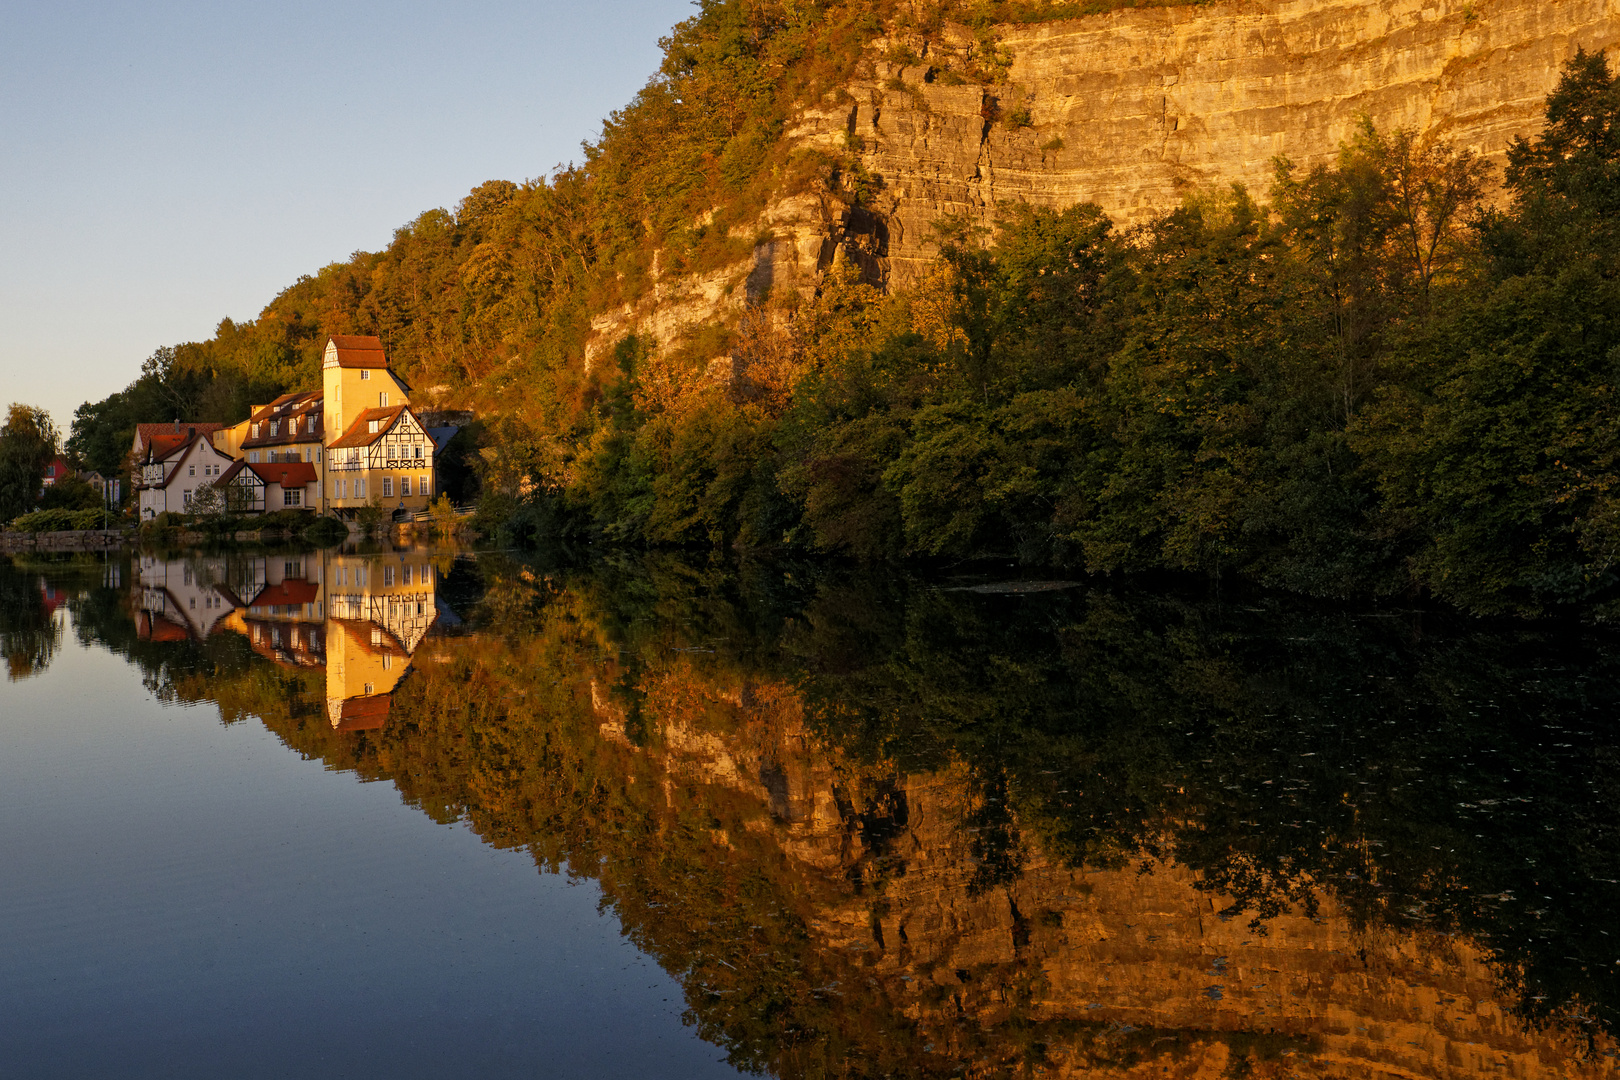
[0,529,129,554]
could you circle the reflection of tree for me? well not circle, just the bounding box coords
[38,547,1620,1073]
[0,567,58,680]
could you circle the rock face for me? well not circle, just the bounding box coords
[592,0,1620,355]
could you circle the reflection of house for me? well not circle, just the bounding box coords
[322,551,438,729]
[135,554,239,640]
[128,549,440,732]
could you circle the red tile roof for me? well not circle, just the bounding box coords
[245,461,318,488]
[328,406,409,449]
[138,611,191,643]
[248,579,320,607]
[136,422,222,449]
[243,391,324,449]
[333,695,390,731]
[328,335,389,369]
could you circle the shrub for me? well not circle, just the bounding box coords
[10,508,106,532]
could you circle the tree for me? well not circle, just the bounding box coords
[0,404,58,524]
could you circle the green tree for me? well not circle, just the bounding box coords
[0,404,58,524]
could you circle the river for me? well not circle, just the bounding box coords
[2,544,1617,1079]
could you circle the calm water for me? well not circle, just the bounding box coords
[3,546,1620,1079]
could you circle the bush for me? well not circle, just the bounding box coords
[356,497,386,536]
[9,508,105,532]
[303,516,349,544]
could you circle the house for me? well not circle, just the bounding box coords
[215,460,319,515]
[129,335,448,522]
[40,456,72,488]
[321,335,436,521]
[135,428,239,519]
[327,406,437,516]
[239,389,326,497]
[131,423,224,490]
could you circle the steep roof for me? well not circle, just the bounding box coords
[218,460,318,488]
[135,422,222,450]
[331,695,390,731]
[243,391,324,449]
[327,335,389,369]
[149,433,231,489]
[329,406,410,449]
[247,579,320,607]
[246,461,318,488]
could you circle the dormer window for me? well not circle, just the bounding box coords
[307,416,316,434]
[270,420,279,436]
[368,420,380,434]
[360,370,370,381]
[251,423,260,438]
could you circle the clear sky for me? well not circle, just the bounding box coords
[0,0,693,433]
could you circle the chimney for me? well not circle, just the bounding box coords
[173,419,179,432]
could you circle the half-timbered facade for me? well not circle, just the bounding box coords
[325,405,435,518]
[136,430,238,520]
[215,460,319,515]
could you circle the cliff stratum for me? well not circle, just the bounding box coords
[599,0,1620,352]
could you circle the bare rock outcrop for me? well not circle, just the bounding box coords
[589,0,1620,357]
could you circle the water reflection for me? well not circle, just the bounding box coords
[11,549,1620,1078]
[132,548,441,731]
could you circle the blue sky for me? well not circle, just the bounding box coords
[0,0,693,431]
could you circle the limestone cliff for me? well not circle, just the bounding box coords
[588,0,1620,362]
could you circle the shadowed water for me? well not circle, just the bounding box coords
[3,545,1618,1078]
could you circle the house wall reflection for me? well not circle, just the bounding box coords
[134,549,438,731]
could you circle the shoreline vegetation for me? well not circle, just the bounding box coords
[47,0,1620,617]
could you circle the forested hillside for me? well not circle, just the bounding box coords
[66,0,1620,615]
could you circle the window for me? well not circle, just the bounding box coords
[270,420,279,436]
[332,480,340,500]
[355,479,365,499]
[314,448,321,462]
[402,566,412,586]
[284,489,300,507]
[183,489,192,507]
[249,451,259,463]
[414,445,423,459]
[400,477,411,496]
[419,474,430,497]
[251,423,260,438]
[360,370,370,381]
[188,465,195,477]
[307,416,316,434]
[387,445,397,460]
[364,683,374,695]
[382,477,394,498]
[368,420,380,434]
[379,392,389,408]
[384,566,395,587]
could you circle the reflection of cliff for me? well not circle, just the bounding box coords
[589,660,1614,1080]
[86,554,1620,1078]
